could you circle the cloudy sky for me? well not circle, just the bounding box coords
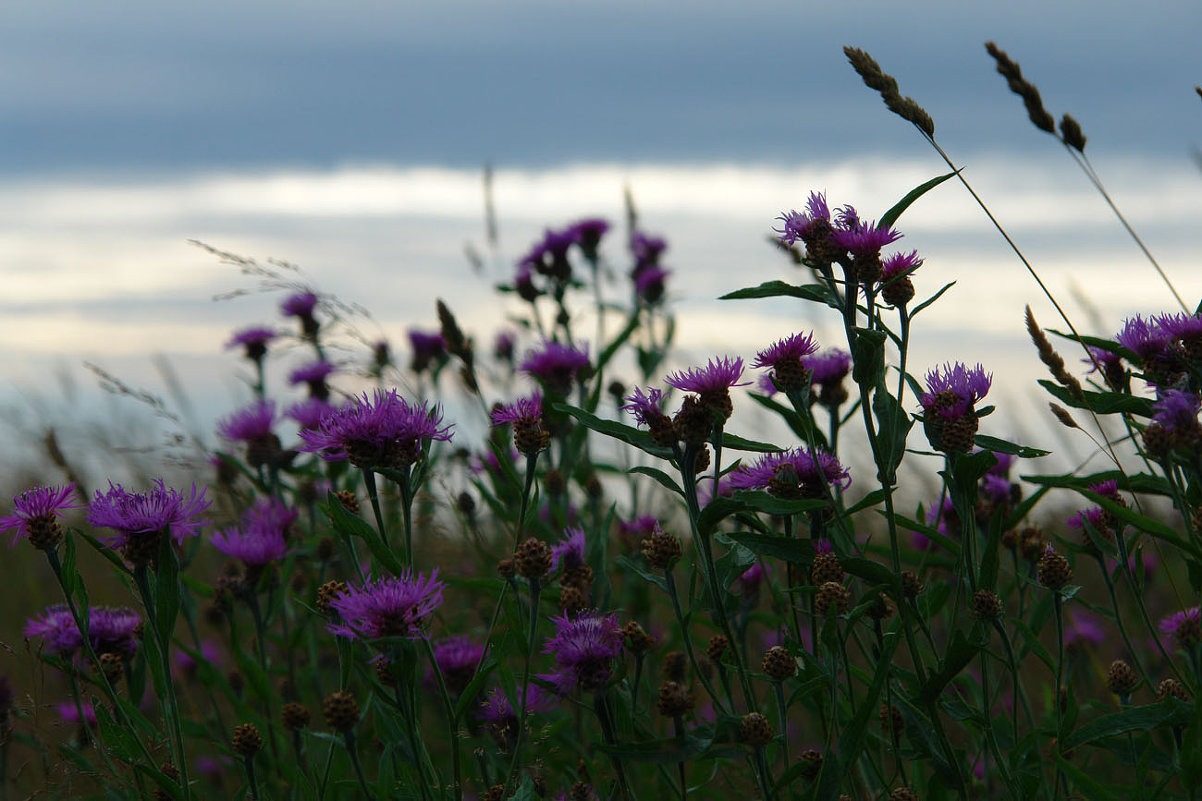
[0,0,1198,474]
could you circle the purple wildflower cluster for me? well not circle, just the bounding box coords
[210,498,296,568]
[298,389,452,469]
[728,448,851,500]
[88,480,211,565]
[540,610,624,693]
[512,219,611,299]
[919,362,992,453]
[26,605,141,658]
[775,191,918,304]
[327,570,446,640]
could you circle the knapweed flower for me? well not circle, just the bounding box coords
[632,231,667,265]
[1159,607,1202,650]
[429,636,485,694]
[281,290,320,336]
[1117,315,1178,383]
[1145,389,1202,456]
[569,218,610,261]
[493,331,517,364]
[753,332,818,394]
[491,392,548,457]
[633,264,670,305]
[327,569,446,640]
[1064,609,1105,651]
[666,356,749,428]
[225,326,277,362]
[520,341,591,395]
[218,400,280,468]
[407,329,447,374]
[88,480,211,566]
[551,526,587,573]
[728,448,850,500]
[808,349,852,408]
[288,360,337,400]
[25,605,140,658]
[774,192,842,263]
[0,483,78,550]
[541,610,624,693]
[919,362,992,453]
[1083,346,1127,391]
[286,397,336,430]
[211,516,288,570]
[880,250,921,306]
[478,685,554,746]
[299,389,452,469]
[832,220,903,285]
[1156,311,1202,363]
[621,387,675,447]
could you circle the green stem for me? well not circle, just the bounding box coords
[344,731,375,801]
[362,469,391,551]
[244,754,262,801]
[664,571,727,714]
[506,579,542,793]
[421,636,464,801]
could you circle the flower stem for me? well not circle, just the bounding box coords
[421,636,464,801]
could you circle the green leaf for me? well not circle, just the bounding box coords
[61,531,78,597]
[556,404,673,459]
[627,465,684,497]
[1062,698,1193,749]
[909,281,957,318]
[92,699,142,763]
[851,328,886,386]
[719,432,782,453]
[723,531,816,565]
[615,554,668,591]
[878,170,959,230]
[1038,379,1154,416]
[596,732,714,763]
[919,628,983,705]
[872,383,912,480]
[596,313,640,372]
[719,281,838,309]
[745,393,828,450]
[840,557,893,586]
[326,492,406,576]
[154,528,182,648]
[973,434,1050,458]
[845,489,886,515]
[453,657,498,722]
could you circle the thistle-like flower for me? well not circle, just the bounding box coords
[327,570,446,640]
[0,483,79,550]
[225,326,278,362]
[621,386,675,447]
[919,362,992,453]
[728,448,850,500]
[541,610,624,693]
[88,480,211,566]
[520,342,591,395]
[753,333,818,394]
[1159,607,1202,650]
[666,356,748,425]
[299,389,452,469]
[491,392,549,457]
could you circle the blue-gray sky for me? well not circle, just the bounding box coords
[3,0,1198,175]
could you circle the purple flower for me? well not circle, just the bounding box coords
[218,400,277,443]
[407,329,447,373]
[1064,609,1105,649]
[923,496,959,543]
[298,389,453,469]
[728,448,850,499]
[881,250,922,280]
[211,519,287,567]
[57,699,99,727]
[520,342,591,394]
[288,360,337,387]
[287,397,337,429]
[280,291,318,319]
[1155,311,1202,343]
[430,636,485,694]
[493,331,517,363]
[921,363,992,418]
[25,605,140,657]
[541,610,624,693]
[25,606,82,654]
[753,333,818,393]
[1116,315,1171,362]
[666,356,749,395]
[225,326,277,361]
[88,480,211,563]
[327,569,446,640]
[632,232,667,264]
[986,451,1016,478]
[736,562,766,596]
[569,218,610,259]
[774,192,832,248]
[808,350,851,386]
[174,640,223,679]
[1159,607,1202,649]
[621,387,667,427]
[478,685,554,728]
[980,474,1012,505]
[551,526,587,572]
[490,392,543,427]
[0,483,79,548]
[1152,390,1201,432]
[832,220,903,256]
[633,265,670,304]
[1067,506,1106,534]
[616,515,659,551]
